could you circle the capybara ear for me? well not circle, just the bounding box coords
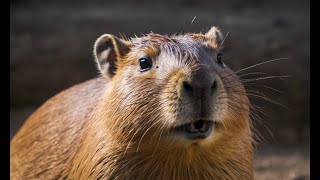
[93,34,131,78]
[205,26,224,47]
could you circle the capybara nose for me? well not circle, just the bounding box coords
[182,80,216,98]
[183,68,217,98]
[182,68,217,118]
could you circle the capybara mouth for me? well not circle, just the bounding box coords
[174,120,214,140]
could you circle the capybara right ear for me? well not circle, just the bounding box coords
[205,26,224,47]
[93,34,131,78]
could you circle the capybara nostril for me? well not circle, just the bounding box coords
[183,81,193,95]
[210,80,217,96]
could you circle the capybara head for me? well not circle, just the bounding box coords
[93,26,250,151]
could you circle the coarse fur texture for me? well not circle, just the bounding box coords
[10,26,253,180]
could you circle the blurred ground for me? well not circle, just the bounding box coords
[254,146,309,180]
[10,0,310,179]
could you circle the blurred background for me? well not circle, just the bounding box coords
[10,0,309,179]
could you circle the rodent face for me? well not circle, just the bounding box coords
[94,26,250,148]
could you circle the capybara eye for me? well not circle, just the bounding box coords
[216,53,223,65]
[139,57,152,71]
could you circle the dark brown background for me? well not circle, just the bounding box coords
[10,0,310,179]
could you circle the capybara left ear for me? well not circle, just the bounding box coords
[205,26,224,47]
[93,34,131,78]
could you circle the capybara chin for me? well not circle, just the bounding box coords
[10,26,253,180]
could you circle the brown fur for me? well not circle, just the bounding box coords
[10,26,253,180]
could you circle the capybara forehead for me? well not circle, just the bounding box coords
[130,33,214,61]
[131,33,209,48]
